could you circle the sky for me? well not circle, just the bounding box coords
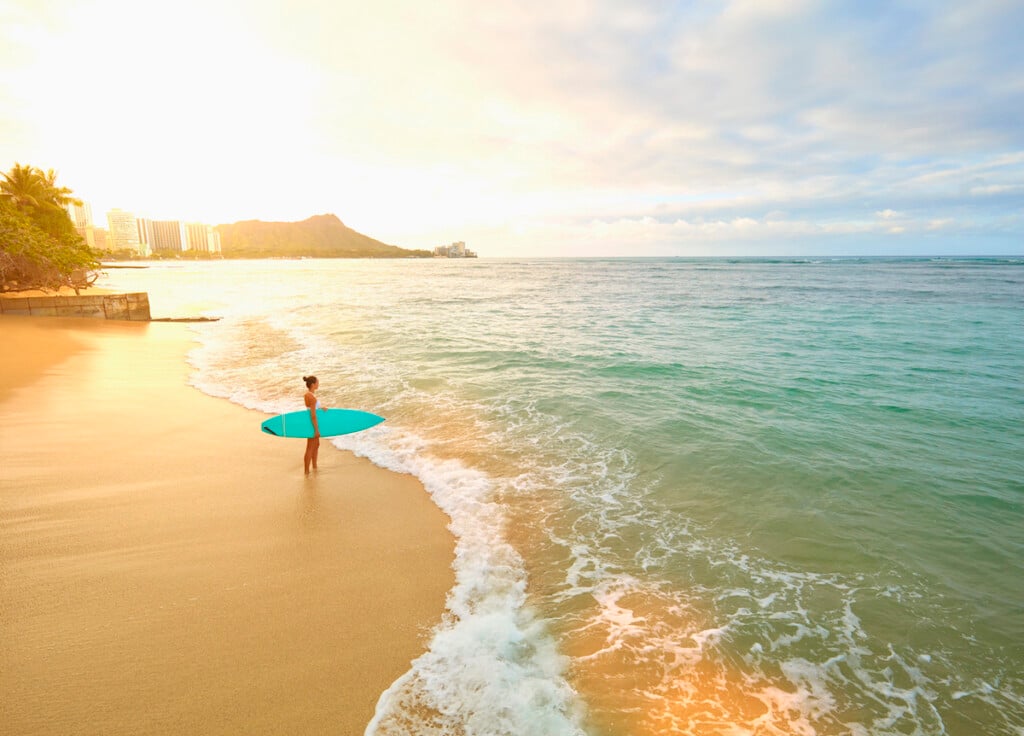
[2,0,1022,256]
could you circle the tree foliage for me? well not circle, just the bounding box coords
[0,163,99,292]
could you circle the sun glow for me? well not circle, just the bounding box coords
[3,0,1021,255]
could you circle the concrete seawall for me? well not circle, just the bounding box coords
[0,293,151,321]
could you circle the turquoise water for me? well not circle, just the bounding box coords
[101,257,1024,735]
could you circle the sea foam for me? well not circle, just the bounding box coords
[336,428,587,736]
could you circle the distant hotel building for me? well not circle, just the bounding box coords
[66,201,93,229]
[97,211,221,256]
[185,222,222,254]
[70,201,220,258]
[66,201,97,249]
[150,220,188,253]
[136,217,154,255]
[433,241,477,258]
[107,208,143,254]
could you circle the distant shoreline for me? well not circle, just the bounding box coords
[96,253,1023,265]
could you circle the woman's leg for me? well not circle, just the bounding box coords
[304,438,315,474]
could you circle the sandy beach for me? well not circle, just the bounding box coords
[0,315,454,735]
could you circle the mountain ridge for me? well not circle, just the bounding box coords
[215,214,430,258]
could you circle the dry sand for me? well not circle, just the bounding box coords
[0,315,454,735]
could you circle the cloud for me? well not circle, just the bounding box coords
[1,0,1021,253]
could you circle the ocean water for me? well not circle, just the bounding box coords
[100,257,1024,735]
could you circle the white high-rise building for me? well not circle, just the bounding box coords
[66,201,97,249]
[136,218,153,257]
[66,201,93,229]
[107,208,141,253]
[432,240,477,258]
[185,223,222,254]
[150,220,188,253]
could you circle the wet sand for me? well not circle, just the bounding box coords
[0,315,454,735]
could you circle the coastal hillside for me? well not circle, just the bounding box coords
[216,214,430,258]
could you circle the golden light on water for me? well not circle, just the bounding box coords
[546,581,824,735]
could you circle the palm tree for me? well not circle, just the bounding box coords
[0,163,48,209]
[1,163,99,293]
[39,167,83,208]
[1,164,81,212]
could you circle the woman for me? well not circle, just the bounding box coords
[302,375,326,475]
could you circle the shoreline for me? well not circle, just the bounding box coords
[0,315,454,735]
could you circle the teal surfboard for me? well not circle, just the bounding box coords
[260,408,385,438]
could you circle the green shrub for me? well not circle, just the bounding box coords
[0,164,100,292]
